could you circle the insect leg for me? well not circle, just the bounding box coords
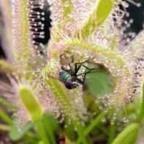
[75,60,88,73]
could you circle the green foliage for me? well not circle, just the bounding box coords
[46,78,84,128]
[0,109,12,125]
[19,86,60,144]
[85,67,114,97]
[78,0,115,38]
[77,112,106,144]
[10,123,33,141]
[19,86,43,121]
[112,123,139,144]
[137,83,144,122]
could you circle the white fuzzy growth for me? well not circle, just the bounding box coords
[47,0,97,34]
[11,0,21,51]
[47,0,63,25]
[71,0,96,30]
[11,0,33,58]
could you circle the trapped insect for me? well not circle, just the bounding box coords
[59,52,96,89]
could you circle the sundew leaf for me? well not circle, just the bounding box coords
[46,78,87,142]
[12,0,33,69]
[19,86,43,122]
[112,123,139,144]
[46,78,81,125]
[78,0,114,38]
[85,68,114,97]
[65,39,128,68]
[65,39,130,104]
[19,86,54,144]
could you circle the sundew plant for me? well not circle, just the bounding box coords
[0,0,144,143]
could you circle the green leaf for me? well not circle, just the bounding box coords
[19,86,52,144]
[108,124,116,144]
[85,67,114,97]
[38,141,44,144]
[66,39,127,68]
[33,114,59,144]
[9,122,33,141]
[79,0,114,38]
[40,114,59,144]
[112,123,139,144]
[77,112,106,144]
[13,0,32,63]
[64,123,77,141]
[137,83,144,121]
[0,108,12,125]
[46,78,81,126]
[19,86,43,122]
